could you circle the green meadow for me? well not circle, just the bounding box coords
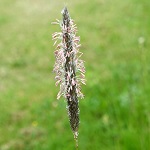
[0,0,150,149]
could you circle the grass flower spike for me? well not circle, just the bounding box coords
[52,7,86,147]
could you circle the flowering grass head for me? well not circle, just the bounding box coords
[52,7,86,148]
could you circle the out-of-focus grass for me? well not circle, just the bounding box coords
[0,0,150,149]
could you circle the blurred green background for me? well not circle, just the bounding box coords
[0,0,150,149]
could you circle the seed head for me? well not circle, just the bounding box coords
[52,7,86,147]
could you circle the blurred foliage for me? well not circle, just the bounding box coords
[0,0,150,149]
